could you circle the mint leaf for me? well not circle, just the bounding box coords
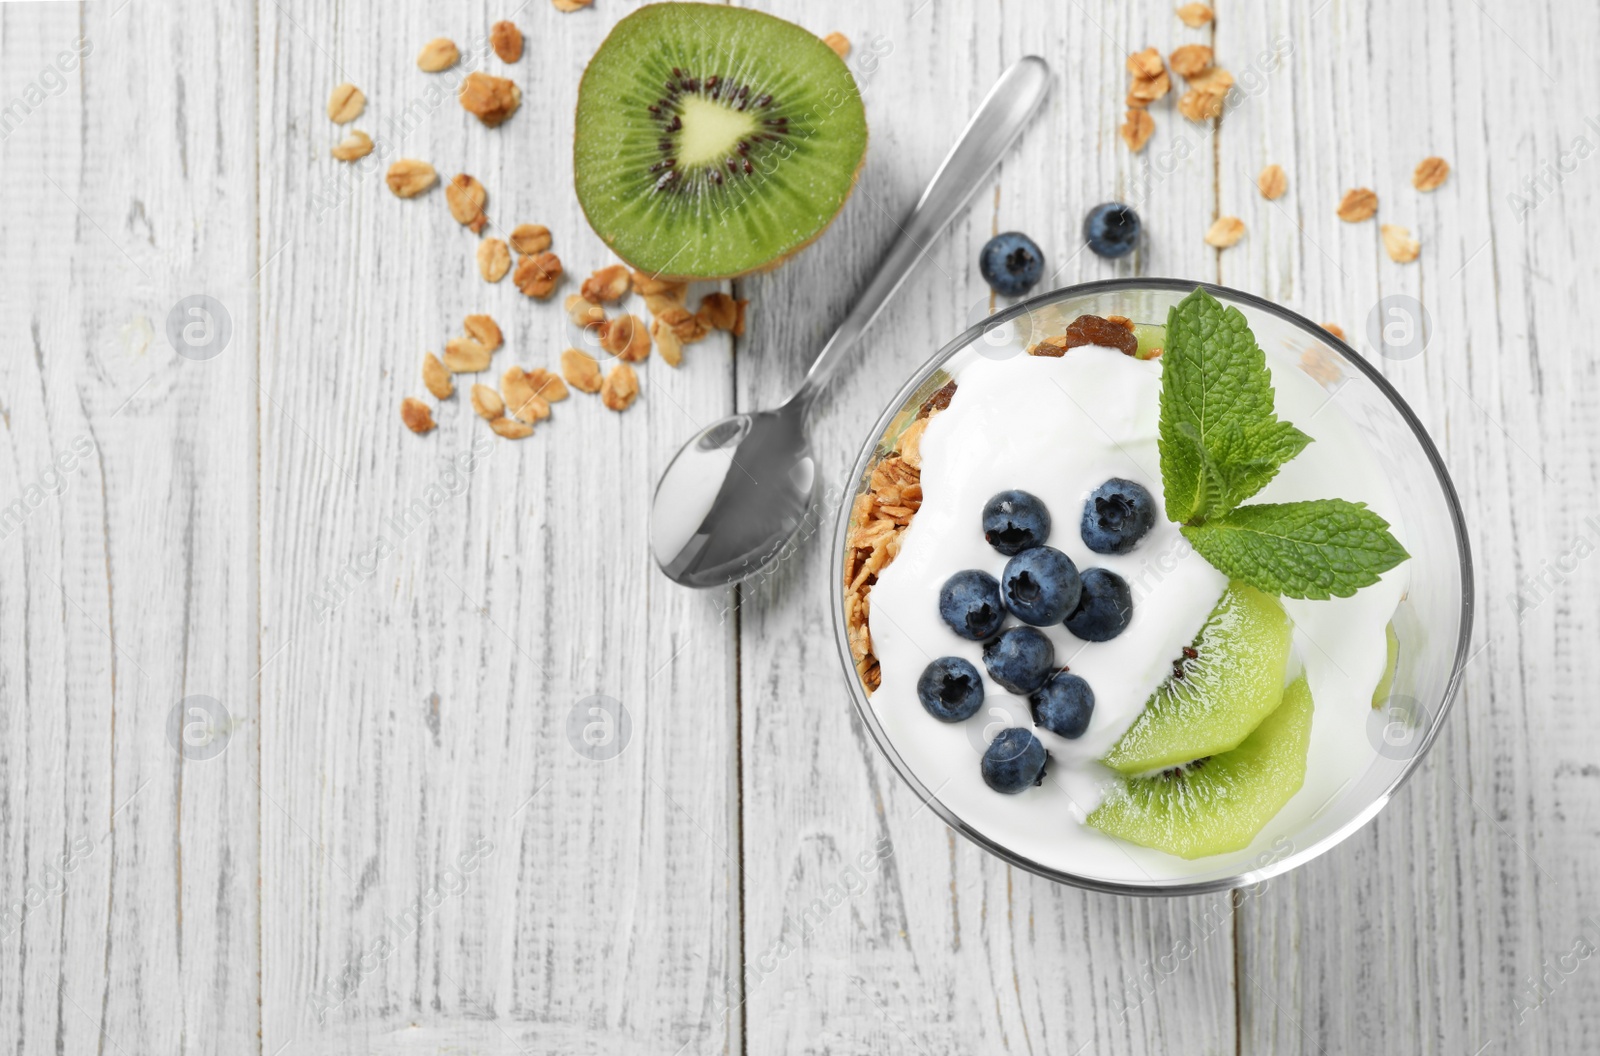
[1180,500,1411,600]
[1207,419,1313,516]
[1158,289,1309,522]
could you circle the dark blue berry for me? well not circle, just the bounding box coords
[939,569,1006,641]
[1081,478,1156,555]
[982,626,1055,694]
[1030,672,1095,739]
[1064,568,1134,642]
[979,232,1045,297]
[916,657,985,722]
[981,727,1048,793]
[1001,546,1082,626]
[982,489,1051,555]
[1083,203,1141,259]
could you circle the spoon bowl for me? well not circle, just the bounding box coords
[650,403,815,587]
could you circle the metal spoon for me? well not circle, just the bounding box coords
[650,56,1053,588]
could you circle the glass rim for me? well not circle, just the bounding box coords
[828,276,1476,897]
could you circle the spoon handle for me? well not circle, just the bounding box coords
[790,55,1052,409]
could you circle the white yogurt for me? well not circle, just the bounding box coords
[865,344,1409,882]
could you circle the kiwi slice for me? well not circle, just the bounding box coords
[573,3,868,279]
[1087,676,1314,859]
[1102,583,1293,775]
[1132,323,1165,360]
[1371,622,1400,707]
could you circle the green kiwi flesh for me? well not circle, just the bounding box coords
[573,3,869,279]
[1102,582,1294,775]
[1371,622,1399,707]
[1087,675,1314,860]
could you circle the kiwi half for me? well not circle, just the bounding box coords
[1087,676,1314,860]
[573,3,869,280]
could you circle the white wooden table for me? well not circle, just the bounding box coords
[3,1,1596,1052]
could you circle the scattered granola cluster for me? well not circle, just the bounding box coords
[1333,155,1449,264]
[1118,6,1226,154]
[403,310,573,438]
[320,7,760,440]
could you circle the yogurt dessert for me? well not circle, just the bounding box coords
[843,289,1410,883]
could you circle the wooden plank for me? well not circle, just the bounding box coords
[255,1,739,1053]
[734,2,1236,1052]
[0,2,260,1054]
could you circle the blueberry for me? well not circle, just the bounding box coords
[982,489,1051,555]
[979,232,1045,297]
[1064,568,1134,642]
[982,626,1056,694]
[981,727,1048,793]
[939,569,1006,641]
[1081,478,1157,555]
[916,657,985,722]
[1030,672,1095,739]
[1001,546,1082,626]
[1083,203,1141,259]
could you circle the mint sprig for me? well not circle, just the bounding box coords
[1158,288,1408,599]
[1158,287,1311,521]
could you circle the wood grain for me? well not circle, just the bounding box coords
[0,2,260,1054]
[1,0,1596,1053]
[255,1,738,1053]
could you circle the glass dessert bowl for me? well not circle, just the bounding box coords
[831,278,1472,896]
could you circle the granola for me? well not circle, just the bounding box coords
[561,348,603,393]
[386,159,438,198]
[460,71,521,127]
[844,407,940,692]
[417,38,460,72]
[491,21,524,63]
[1168,43,1212,78]
[1204,216,1245,248]
[501,367,551,423]
[1381,223,1420,263]
[1413,156,1450,192]
[599,362,639,411]
[331,131,373,162]
[697,292,741,331]
[1257,163,1287,200]
[514,252,563,298]
[463,313,502,351]
[581,265,631,303]
[1337,188,1378,222]
[651,318,684,367]
[443,336,492,373]
[565,294,607,329]
[447,174,488,232]
[472,383,506,420]
[422,352,454,399]
[401,397,436,434]
[1120,108,1155,152]
[600,314,651,362]
[491,416,534,439]
[478,239,511,283]
[509,223,552,255]
[327,83,365,123]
